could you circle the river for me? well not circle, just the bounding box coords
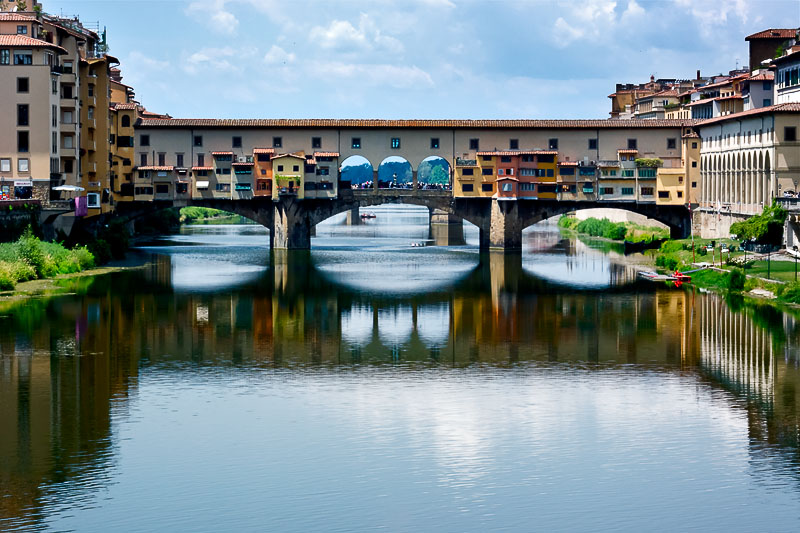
[2,206,800,531]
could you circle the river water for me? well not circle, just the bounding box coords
[2,206,800,531]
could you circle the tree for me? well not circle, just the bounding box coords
[729,201,788,245]
[16,0,27,11]
[429,165,449,185]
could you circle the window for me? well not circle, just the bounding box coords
[216,183,231,192]
[601,187,614,195]
[482,155,492,161]
[121,115,131,127]
[622,169,634,177]
[691,142,697,149]
[500,156,512,163]
[627,139,637,150]
[87,193,101,208]
[17,104,29,126]
[548,138,558,150]
[481,183,493,192]
[196,170,208,177]
[88,84,94,97]
[601,169,617,176]
[61,85,73,98]
[17,77,29,93]
[501,183,513,192]
[520,183,535,192]
[560,167,575,176]
[176,183,188,194]
[785,127,797,142]
[17,25,27,35]
[351,137,361,149]
[87,106,94,120]
[277,165,284,172]
[547,169,554,177]
[51,78,57,94]
[62,135,73,149]
[588,138,597,150]
[481,168,493,175]
[621,187,634,195]
[658,191,670,199]
[691,181,697,188]
[677,191,683,198]
[257,154,270,162]
[431,138,439,149]
[13,51,31,65]
[0,159,10,172]
[292,165,299,172]
[273,136,282,148]
[638,168,656,178]
[232,136,242,148]
[140,153,148,166]
[462,168,474,175]
[462,183,474,192]
[538,154,554,163]
[156,184,169,194]
[497,168,504,175]
[641,187,654,196]
[140,134,150,146]
[538,184,557,193]
[692,161,697,167]
[0,49,9,65]
[17,131,29,153]
[316,167,330,176]
[763,99,772,107]
[197,153,205,166]
[194,135,203,147]
[18,158,29,172]
[510,139,519,150]
[391,137,401,149]
[667,138,676,150]
[304,164,315,173]
[469,138,479,150]
[520,168,537,176]
[176,154,184,167]
[312,137,322,149]
[158,153,166,166]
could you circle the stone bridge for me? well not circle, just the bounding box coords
[112,191,692,251]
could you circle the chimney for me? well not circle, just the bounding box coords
[696,69,701,81]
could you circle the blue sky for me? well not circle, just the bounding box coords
[44,0,798,119]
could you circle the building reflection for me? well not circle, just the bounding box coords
[2,251,800,527]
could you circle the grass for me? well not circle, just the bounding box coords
[558,215,668,243]
[180,206,252,225]
[0,228,95,290]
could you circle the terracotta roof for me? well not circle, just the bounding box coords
[43,17,98,41]
[700,75,748,90]
[232,161,254,166]
[191,166,213,170]
[558,161,579,166]
[685,98,715,107]
[717,95,744,101]
[137,118,697,129]
[253,148,275,155]
[211,151,234,156]
[745,28,798,41]
[496,176,519,181]
[477,150,558,156]
[314,152,340,157]
[112,103,138,110]
[136,166,174,171]
[682,131,700,138]
[0,13,37,21]
[748,71,775,81]
[618,149,639,154]
[697,102,800,126]
[271,153,307,160]
[0,34,67,53]
[641,89,679,98]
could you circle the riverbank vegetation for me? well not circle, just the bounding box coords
[0,228,94,290]
[179,207,253,225]
[558,215,669,243]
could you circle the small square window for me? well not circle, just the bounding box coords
[469,138,479,150]
[17,77,29,93]
[352,137,361,149]
[627,138,637,150]
[588,138,597,150]
[691,142,698,149]
[18,158,29,172]
[292,165,299,172]
[312,137,322,149]
[277,165,284,172]
[140,153,148,166]
[273,137,282,148]
[548,138,558,150]
[232,136,242,148]
[391,138,401,149]
[785,127,797,142]
[140,134,150,146]
[692,161,697,167]
[430,138,440,149]
[509,139,519,150]
[17,25,27,35]
[667,138,676,150]
[194,136,203,147]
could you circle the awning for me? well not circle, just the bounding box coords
[196,181,210,189]
[53,185,85,191]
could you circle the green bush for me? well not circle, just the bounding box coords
[656,254,679,271]
[88,239,112,265]
[603,223,628,240]
[728,268,746,291]
[779,282,800,303]
[730,201,788,245]
[17,227,46,277]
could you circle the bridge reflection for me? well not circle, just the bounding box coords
[2,262,800,528]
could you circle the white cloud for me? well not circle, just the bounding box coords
[309,14,403,54]
[310,61,434,89]
[263,45,296,66]
[183,46,257,76]
[186,0,239,35]
[674,0,752,37]
[551,0,648,47]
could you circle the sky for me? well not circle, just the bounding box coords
[43,0,799,120]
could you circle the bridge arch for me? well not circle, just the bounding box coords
[377,156,412,188]
[341,155,375,189]
[417,156,451,189]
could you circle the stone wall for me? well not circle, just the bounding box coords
[693,209,750,239]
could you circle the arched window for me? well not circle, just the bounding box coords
[121,115,130,127]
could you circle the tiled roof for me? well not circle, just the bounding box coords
[232,161,254,166]
[717,95,744,101]
[477,150,559,156]
[697,102,800,126]
[682,131,700,138]
[191,166,213,170]
[745,28,798,41]
[253,148,275,154]
[685,98,715,107]
[211,151,233,155]
[0,13,37,21]
[314,152,340,157]
[136,166,174,171]
[496,176,519,181]
[137,118,697,129]
[748,71,775,81]
[0,34,67,53]
[271,153,307,160]
[43,16,98,41]
[618,149,639,154]
[558,161,579,166]
[112,103,138,110]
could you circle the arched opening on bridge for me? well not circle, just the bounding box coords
[417,156,451,190]
[377,156,412,189]
[340,155,374,190]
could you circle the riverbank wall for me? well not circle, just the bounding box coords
[0,201,41,242]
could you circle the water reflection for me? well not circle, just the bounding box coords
[2,231,800,529]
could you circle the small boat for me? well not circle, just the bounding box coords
[360,212,376,219]
[638,270,692,284]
